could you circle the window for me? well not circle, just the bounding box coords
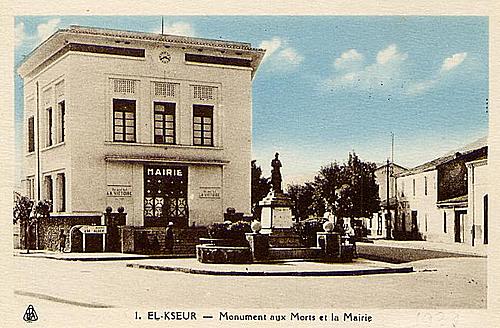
[424,213,428,232]
[58,101,65,143]
[113,99,136,142]
[27,116,35,152]
[44,175,53,205]
[412,179,416,196]
[193,105,213,146]
[443,212,447,233]
[424,176,428,196]
[46,107,53,146]
[154,102,176,144]
[56,173,66,212]
[484,194,488,244]
[26,177,35,200]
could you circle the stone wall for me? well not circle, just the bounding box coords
[37,214,101,251]
[120,226,208,255]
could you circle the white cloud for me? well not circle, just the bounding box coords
[15,22,26,48]
[36,18,61,42]
[327,44,408,91]
[376,44,407,65]
[259,37,282,62]
[162,22,195,37]
[441,52,467,72]
[15,18,62,49]
[406,52,468,95]
[277,47,303,66]
[405,79,437,95]
[258,37,303,71]
[334,49,364,70]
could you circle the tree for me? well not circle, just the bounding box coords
[287,182,324,220]
[314,152,380,219]
[251,160,271,208]
[13,196,34,253]
[13,197,52,253]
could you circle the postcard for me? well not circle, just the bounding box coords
[2,1,499,327]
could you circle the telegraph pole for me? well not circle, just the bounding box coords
[386,158,391,239]
[386,132,394,239]
[391,132,394,163]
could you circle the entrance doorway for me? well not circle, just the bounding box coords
[484,194,488,244]
[454,211,466,243]
[144,165,188,227]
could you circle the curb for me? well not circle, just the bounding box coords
[13,253,194,261]
[126,263,414,276]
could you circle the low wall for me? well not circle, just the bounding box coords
[268,247,322,261]
[120,226,208,255]
[196,245,252,263]
[37,214,102,252]
[268,228,304,248]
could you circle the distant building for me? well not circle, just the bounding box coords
[371,162,407,237]
[394,138,487,245]
[466,159,488,245]
[18,25,265,229]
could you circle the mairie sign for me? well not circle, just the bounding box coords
[80,225,107,234]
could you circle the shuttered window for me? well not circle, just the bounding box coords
[28,116,35,152]
[113,99,136,142]
[154,102,176,144]
[193,105,213,146]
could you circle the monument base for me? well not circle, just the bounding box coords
[258,191,294,232]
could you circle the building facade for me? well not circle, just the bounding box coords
[394,142,488,245]
[396,167,440,241]
[371,162,407,237]
[19,26,265,228]
[465,159,488,246]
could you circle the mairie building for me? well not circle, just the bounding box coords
[19,25,265,232]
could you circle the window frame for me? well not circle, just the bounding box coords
[26,176,35,200]
[46,107,53,147]
[44,175,53,205]
[192,104,214,147]
[443,212,447,233]
[56,172,66,212]
[27,116,35,153]
[58,100,65,143]
[153,102,176,145]
[113,99,136,143]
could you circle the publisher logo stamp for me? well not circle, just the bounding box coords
[23,305,38,323]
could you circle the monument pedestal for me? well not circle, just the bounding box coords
[258,191,294,233]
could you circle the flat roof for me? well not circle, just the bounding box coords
[18,25,265,78]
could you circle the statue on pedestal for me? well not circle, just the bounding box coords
[258,152,294,231]
[271,152,282,194]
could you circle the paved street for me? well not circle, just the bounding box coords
[12,256,486,309]
[6,255,487,327]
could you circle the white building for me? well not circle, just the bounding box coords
[371,162,407,238]
[466,159,488,246]
[395,139,488,246]
[18,25,265,228]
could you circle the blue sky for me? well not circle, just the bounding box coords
[14,16,488,185]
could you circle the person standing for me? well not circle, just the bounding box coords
[165,222,174,253]
[58,229,66,252]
